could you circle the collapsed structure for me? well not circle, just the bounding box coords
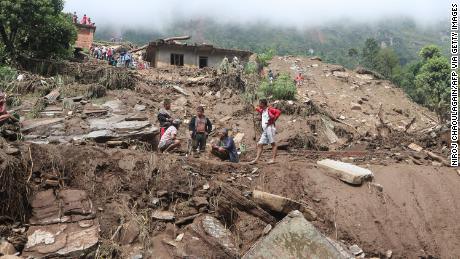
[145,36,252,68]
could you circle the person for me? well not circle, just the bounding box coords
[188,106,212,155]
[250,99,281,164]
[107,47,113,61]
[87,17,92,25]
[124,52,131,68]
[211,128,239,163]
[158,99,173,137]
[268,69,274,84]
[295,72,304,87]
[101,46,107,60]
[158,119,181,153]
[72,12,78,23]
[81,14,87,25]
[220,56,229,74]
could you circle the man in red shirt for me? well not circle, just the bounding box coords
[250,99,281,164]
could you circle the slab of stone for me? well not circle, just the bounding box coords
[408,143,423,152]
[21,118,65,133]
[242,210,346,259]
[23,220,99,257]
[317,159,374,185]
[119,220,140,245]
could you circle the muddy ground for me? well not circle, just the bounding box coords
[0,56,458,259]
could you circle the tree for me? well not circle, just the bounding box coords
[0,0,77,61]
[419,45,442,62]
[375,48,400,78]
[415,56,450,122]
[361,38,380,70]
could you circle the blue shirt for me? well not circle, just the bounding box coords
[219,136,239,163]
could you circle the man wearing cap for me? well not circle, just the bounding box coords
[158,99,174,137]
[211,128,239,163]
[158,119,181,153]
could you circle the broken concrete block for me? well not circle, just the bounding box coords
[243,210,347,259]
[317,159,374,185]
[408,143,423,152]
[252,190,316,221]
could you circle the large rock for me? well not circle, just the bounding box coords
[119,221,140,245]
[24,189,100,258]
[23,220,99,257]
[30,189,95,225]
[190,215,239,258]
[317,159,374,185]
[243,210,347,259]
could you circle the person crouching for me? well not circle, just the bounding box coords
[211,128,239,163]
[158,119,181,153]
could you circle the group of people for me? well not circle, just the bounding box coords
[91,45,114,62]
[72,13,95,26]
[156,98,281,164]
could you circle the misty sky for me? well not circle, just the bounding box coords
[64,0,450,28]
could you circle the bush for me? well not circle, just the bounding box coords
[258,73,296,100]
[0,66,17,91]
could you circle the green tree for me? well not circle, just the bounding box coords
[375,48,400,78]
[0,0,77,61]
[258,73,296,100]
[419,45,442,62]
[361,38,380,70]
[415,56,450,122]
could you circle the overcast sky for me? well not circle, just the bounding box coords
[64,0,450,29]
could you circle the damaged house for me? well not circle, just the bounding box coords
[145,36,252,68]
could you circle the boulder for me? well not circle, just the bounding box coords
[242,210,347,259]
[119,220,140,245]
[317,159,374,185]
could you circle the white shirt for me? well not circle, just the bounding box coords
[159,126,177,147]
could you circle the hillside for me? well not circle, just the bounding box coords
[95,17,449,68]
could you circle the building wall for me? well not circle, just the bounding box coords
[75,26,95,50]
[151,45,248,68]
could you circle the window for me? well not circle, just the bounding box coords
[170,53,184,66]
[199,56,208,68]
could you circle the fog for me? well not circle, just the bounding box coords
[64,0,449,29]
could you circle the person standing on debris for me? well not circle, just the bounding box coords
[220,56,229,74]
[107,47,113,62]
[158,119,182,153]
[72,12,78,23]
[250,99,280,164]
[295,72,304,87]
[158,99,174,137]
[211,128,239,163]
[81,14,87,25]
[189,106,212,155]
[124,52,131,68]
[268,69,274,84]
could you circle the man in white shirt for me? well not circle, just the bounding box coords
[158,119,181,153]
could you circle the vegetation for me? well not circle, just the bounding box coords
[258,73,296,100]
[95,17,448,69]
[0,0,77,62]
